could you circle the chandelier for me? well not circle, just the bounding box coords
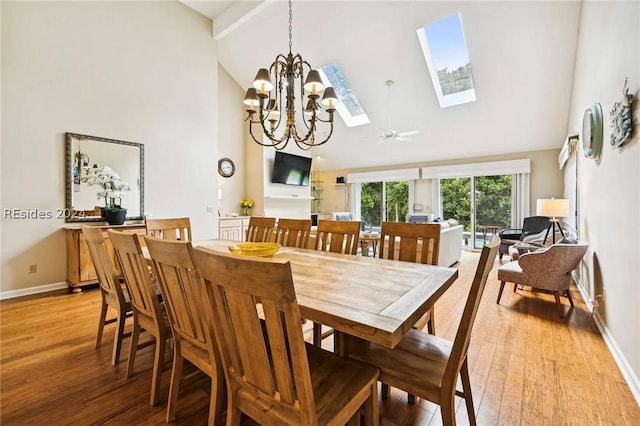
[242,0,339,150]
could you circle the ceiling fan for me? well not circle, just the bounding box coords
[379,80,420,142]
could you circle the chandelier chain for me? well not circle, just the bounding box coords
[288,0,293,54]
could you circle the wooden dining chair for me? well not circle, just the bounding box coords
[379,221,440,334]
[245,216,276,242]
[314,219,361,255]
[378,221,441,402]
[82,225,132,366]
[192,247,380,426]
[275,218,312,248]
[108,230,172,406]
[146,217,192,241]
[312,219,362,347]
[344,237,500,426]
[144,236,224,425]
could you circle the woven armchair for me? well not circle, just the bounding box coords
[497,242,588,317]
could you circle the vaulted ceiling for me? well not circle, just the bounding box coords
[180,1,581,171]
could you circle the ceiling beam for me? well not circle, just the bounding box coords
[213,0,273,41]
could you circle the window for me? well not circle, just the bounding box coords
[318,63,370,127]
[347,168,419,233]
[417,12,476,108]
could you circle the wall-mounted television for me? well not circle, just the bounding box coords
[271,151,312,186]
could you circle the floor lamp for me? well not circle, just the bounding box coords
[536,198,569,244]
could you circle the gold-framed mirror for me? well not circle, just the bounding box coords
[65,132,144,222]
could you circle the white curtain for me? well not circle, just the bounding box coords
[512,173,530,228]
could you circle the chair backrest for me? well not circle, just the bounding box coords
[143,236,215,356]
[518,242,589,291]
[314,220,361,255]
[82,225,127,306]
[522,216,550,236]
[275,218,312,248]
[109,230,164,328]
[192,247,318,425]
[445,237,499,392]
[146,217,192,241]
[246,216,276,242]
[379,222,440,265]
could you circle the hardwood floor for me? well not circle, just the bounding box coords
[1,251,638,425]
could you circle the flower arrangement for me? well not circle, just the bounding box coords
[240,198,254,209]
[240,198,254,215]
[82,166,131,211]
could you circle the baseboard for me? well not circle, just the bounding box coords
[0,282,69,300]
[576,282,640,406]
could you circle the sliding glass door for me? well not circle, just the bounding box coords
[360,180,409,233]
[441,175,512,250]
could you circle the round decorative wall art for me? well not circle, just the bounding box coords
[582,102,603,160]
[609,78,633,149]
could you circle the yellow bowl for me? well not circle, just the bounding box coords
[228,242,281,257]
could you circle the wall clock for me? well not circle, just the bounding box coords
[218,157,235,178]
[582,102,603,160]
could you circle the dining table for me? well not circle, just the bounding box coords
[147,239,459,350]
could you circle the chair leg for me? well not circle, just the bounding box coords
[460,358,477,426]
[363,381,378,426]
[381,383,390,398]
[313,322,322,347]
[226,394,242,426]
[149,333,166,406]
[95,297,108,348]
[553,291,564,318]
[208,360,225,426]
[126,320,141,377]
[166,346,184,423]
[497,281,506,304]
[440,394,456,426]
[112,308,127,366]
[427,309,435,335]
[565,289,575,307]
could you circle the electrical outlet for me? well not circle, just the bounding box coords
[206,206,214,213]
[28,264,37,274]
[591,294,604,308]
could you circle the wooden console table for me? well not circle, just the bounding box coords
[65,224,146,291]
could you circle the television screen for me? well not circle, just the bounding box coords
[271,151,312,186]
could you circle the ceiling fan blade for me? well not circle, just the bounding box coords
[397,130,420,137]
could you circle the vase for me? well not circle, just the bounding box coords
[105,209,127,225]
[242,207,250,216]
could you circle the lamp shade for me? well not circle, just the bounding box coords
[252,68,273,92]
[321,86,339,109]
[536,198,570,218]
[303,70,324,94]
[243,88,260,108]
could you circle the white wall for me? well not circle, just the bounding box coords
[1,1,219,292]
[564,0,640,399]
[217,64,246,217]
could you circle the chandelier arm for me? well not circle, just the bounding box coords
[296,113,334,148]
[248,120,289,149]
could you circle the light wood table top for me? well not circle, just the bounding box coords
[147,239,458,349]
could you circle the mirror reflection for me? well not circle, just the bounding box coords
[65,133,144,222]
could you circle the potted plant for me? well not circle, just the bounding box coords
[240,198,254,216]
[82,166,131,225]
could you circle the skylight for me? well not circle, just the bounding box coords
[318,63,370,127]
[417,13,476,108]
